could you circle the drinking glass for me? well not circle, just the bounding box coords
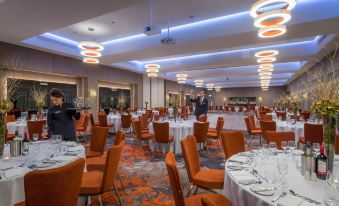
[281,141,288,153]
[269,142,277,155]
[33,145,40,163]
[33,133,39,142]
[288,141,296,159]
[277,155,288,191]
[312,143,320,157]
[73,98,78,108]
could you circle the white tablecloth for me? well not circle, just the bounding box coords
[107,114,139,132]
[222,152,339,206]
[148,120,194,154]
[137,110,146,116]
[0,141,85,206]
[6,121,27,137]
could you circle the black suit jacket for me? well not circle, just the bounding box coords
[190,96,208,116]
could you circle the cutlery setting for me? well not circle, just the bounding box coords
[289,189,321,205]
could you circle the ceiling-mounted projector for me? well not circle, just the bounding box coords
[161,37,176,45]
[143,25,161,36]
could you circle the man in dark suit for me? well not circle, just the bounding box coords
[190,91,208,120]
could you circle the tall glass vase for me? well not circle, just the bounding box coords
[0,112,5,157]
[323,115,336,172]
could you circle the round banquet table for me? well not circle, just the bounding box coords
[148,120,194,154]
[6,121,27,137]
[221,151,339,206]
[107,114,139,132]
[0,141,85,206]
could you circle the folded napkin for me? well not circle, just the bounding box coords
[4,167,30,178]
[230,171,256,182]
[0,161,23,170]
[68,145,83,152]
[277,195,315,206]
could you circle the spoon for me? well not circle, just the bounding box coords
[272,191,287,202]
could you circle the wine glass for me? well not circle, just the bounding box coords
[281,141,288,153]
[312,143,320,157]
[33,133,39,142]
[42,124,48,134]
[269,142,277,155]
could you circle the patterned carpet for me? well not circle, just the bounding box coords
[85,116,260,206]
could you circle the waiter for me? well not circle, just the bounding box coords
[190,91,208,120]
[42,88,80,141]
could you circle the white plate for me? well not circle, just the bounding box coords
[250,185,277,196]
[293,150,304,155]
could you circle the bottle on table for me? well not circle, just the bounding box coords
[316,145,327,180]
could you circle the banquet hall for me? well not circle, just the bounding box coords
[0,0,339,205]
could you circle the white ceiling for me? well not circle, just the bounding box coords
[1,0,339,89]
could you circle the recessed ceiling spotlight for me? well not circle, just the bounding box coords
[88,27,95,32]
[255,50,279,58]
[257,56,276,63]
[83,57,99,64]
[258,24,287,38]
[80,49,102,57]
[254,10,291,28]
[144,64,161,69]
[78,41,104,51]
[250,0,297,18]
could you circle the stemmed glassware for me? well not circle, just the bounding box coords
[281,141,288,153]
[277,155,288,191]
[33,133,39,142]
[269,142,277,155]
[288,141,296,159]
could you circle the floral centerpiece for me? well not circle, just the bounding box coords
[30,86,47,116]
[117,93,126,113]
[170,97,180,122]
[287,92,301,117]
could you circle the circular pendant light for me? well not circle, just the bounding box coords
[146,68,159,73]
[258,68,274,72]
[177,77,187,81]
[78,41,104,51]
[250,0,297,18]
[147,73,158,77]
[178,80,186,84]
[176,74,188,78]
[260,63,274,68]
[254,10,291,28]
[194,80,204,83]
[260,79,271,83]
[259,72,272,76]
[83,57,99,64]
[255,50,279,58]
[260,76,272,80]
[257,57,276,63]
[145,64,161,69]
[81,49,102,57]
[258,24,287,38]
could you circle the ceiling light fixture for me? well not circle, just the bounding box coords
[176,74,188,78]
[78,41,104,51]
[258,68,274,72]
[255,50,279,58]
[144,64,161,69]
[83,57,99,64]
[258,24,287,38]
[250,0,297,18]
[177,77,187,81]
[257,56,276,63]
[80,49,102,57]
[146,68,159,73]
[259,72,272,76]
[260,76,272,79]
[194,80,204,83]
[178,80,186,84]
[147,73,158,77]
[254,10,291,28]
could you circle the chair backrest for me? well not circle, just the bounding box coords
[193,121,209,143]
[201,195,218,206]
[244,117,252,134]
[180,135,200,183]
[216,120,224,138]
[165,152,185,206]
[90,127,109,154]
[82,115,89,130]
[74,114,85,128]
[101,143,124,193]
[247,115,256,129]
[27,120,47,140]
[265,131,295,150]
[5,114,16,123]
[214,117,223,130]
[260,114,273,121]
[153,122,170,143]
[114,130,125,145]
[198,115,208,122]
[132,120,143,140]
[23,158,85,206]
[154,115,160,121]
[260,120,276,139]
[159,108,165,117]
[301,111,311,120]
[98,114,108,127]
[98,111,105,115]
[304,123,323,144]
[221,131,245,159]
[121,114,132,129]
[89,113,95,126]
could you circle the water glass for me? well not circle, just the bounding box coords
[269,142,277,155]
[33,133,39,142]
[277,155,288,191]
[281,141,288,153]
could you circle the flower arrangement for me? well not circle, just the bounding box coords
[117,93,126,110]
[30,86,47,111]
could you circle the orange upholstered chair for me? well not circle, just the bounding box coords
[221,131,245,160]
[85,126,109,158]
[276,112,286,121]
[80,144,124,206]
[152,122,175,157]
[208,117,223,133]
[260,120,276,141]
[165,152,231,206]
[89,113,100,127]
[193,122,210,144]
[98,111,105,115]
[245,117,262,145]
[207,120,224,153]
[138,114,149,132]
[181,136,224,195]
[74,114,85,128]
[131,120,154,149]
[5,114,16,123]
[299,123,323,144]
[335,133,339,155]
[201,195,231,206]
[260,114,273,121]
[248,115,260,130]
[265,131,295,150]
[198,115,208,122]
[76,115,89,142]
[26,120,47,140]
[121,114,132,134]
[14,158,85,206]
[98,114,113,128]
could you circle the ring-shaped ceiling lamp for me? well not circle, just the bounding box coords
[261,79,271,83]
[146,68,159,73]
[80,49,102,57]
[194,80,204,83]
[258,24,286,38]
[83,57,99,64]
[258,68,274,72]
[78,41,104,51]
[259,72,272,76]
[260,63,274,68]
[177,77,187,81]
[254,10,291,28]
[176,74,188,78]
[147,73,158,77]
[144,64,161,69]
[178,80,186,84]
[208,88,213,90]
[250,0,296,18]
[257,57,276,63]
[196,85,202,88]
[255,50,279,58]
[260,75,272,79]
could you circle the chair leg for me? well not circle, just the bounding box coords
[117,173,125,190]
[153,142,156,158]
[194,186,199,195]
[113,183,123,206]
[186,184,195,197]
[98,194,103,206]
